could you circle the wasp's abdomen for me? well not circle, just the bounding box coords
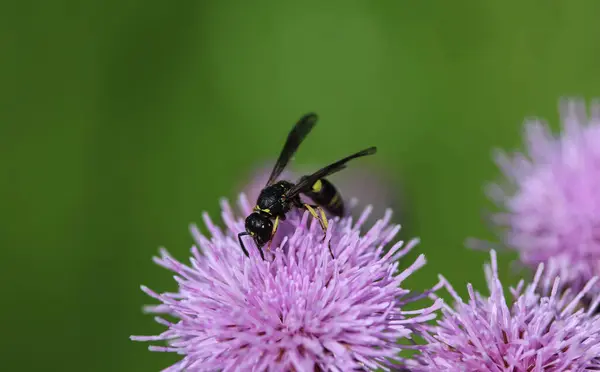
[303,177,344,217]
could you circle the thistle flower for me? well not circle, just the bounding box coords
[408,250,600,371]
[131,194,440,371]
[486,98,600,293]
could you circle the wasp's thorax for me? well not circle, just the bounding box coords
[256,180,295,216]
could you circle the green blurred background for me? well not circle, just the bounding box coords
[4,1,600,370]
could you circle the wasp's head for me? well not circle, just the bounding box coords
[244,212,273,247]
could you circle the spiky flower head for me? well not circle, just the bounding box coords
[132,194,440,371]
[408,250,600,371]
[486,98,600,293]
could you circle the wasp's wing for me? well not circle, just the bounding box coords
[285,147,377,198]
[265,113,318,187]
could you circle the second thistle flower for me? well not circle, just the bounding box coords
[409,250,600,371]
[487,98,600,293]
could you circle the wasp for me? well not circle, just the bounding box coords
[237,113,377,260]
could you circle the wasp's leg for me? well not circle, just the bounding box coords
[318,207,329,230]
[238,232,251,257]
[267,215,280,252]
[317,207,334,258]
[303,204,335,259]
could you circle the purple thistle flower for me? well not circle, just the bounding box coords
[131,194,441,371]
[485,98,600,293]
[408,250,600,371]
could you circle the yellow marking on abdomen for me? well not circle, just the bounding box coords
[312,180,323,192]
[328,193,340,206]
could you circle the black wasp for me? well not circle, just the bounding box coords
[238,113,377,260]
